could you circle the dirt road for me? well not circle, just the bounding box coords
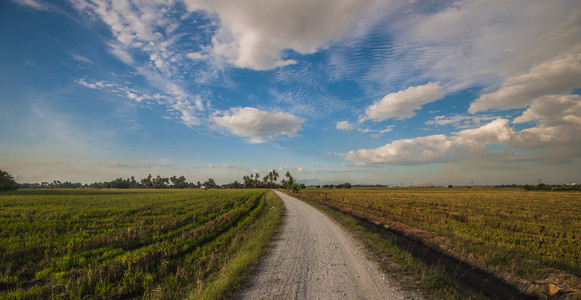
[238,191,421,299]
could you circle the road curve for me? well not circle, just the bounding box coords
[238,190,418,299]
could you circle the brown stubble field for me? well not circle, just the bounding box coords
[298,187,581,296]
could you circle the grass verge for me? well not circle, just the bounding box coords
[190,190,284,299]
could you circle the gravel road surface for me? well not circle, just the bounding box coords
[238,190,420,299]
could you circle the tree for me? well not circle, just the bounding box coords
[170,175,188,189]
[290,183,303,193]
[284,171,295,191]
[0,170,18,191]
[141,174,153,188]
[203,178,217,189]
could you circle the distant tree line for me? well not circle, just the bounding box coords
[314,183,352,189]
[5,167,579,192]
[18,175,203,190]
[523,183,581,191]
[10,169,308,192]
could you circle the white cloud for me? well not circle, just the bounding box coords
[13,0,52,11]
[401,0,578,90]
[76,77,204,127]
[187,52,208,60]
[501,9,581,76]
[108,42,134,64]
[71,54,94,64]
[509,95,581,149]
[69,0,178,69]
[513,95,581,126]
[470,53,581,113]
[171,98,202,127]
[426,115,495,129]
[344,118,514,165]
[70,0,206,123]
[182,0,388,70]
[212,107,304,143]
[327,0,579,97]
[346,103,581,166]
[362,82,443,122]
[379,126,394,134]
[336,121,354,131]
[76,78,158,103]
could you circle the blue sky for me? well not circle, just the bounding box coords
[1,0,580,185]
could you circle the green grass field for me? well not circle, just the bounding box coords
[0,189,283,299]
[297,188,581,292]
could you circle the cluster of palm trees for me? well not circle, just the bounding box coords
[242,170,280,188]
[240,170,304,192]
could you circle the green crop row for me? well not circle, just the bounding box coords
[0,189,282,299]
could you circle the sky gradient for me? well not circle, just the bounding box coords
[1,0,580,186]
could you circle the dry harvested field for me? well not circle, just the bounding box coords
[0,189,282,299]
[298,187,581,296]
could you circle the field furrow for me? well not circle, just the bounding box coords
[0,189,281,299]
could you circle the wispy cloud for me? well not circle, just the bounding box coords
[425,114,496,129]
[68,0,207,127]
[12,0,52,11]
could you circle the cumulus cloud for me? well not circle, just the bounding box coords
[362,82,444,122]
[508,95,581,149]
[182,0,388,70]
[336,121,354,131]
[213,107,304,143]
[513,95,581,126]
[347,100,581,165]
[344,118,514,165]
[470,53,581,113]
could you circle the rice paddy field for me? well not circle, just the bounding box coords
[0,189,283,299]
[298,187,581,293]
